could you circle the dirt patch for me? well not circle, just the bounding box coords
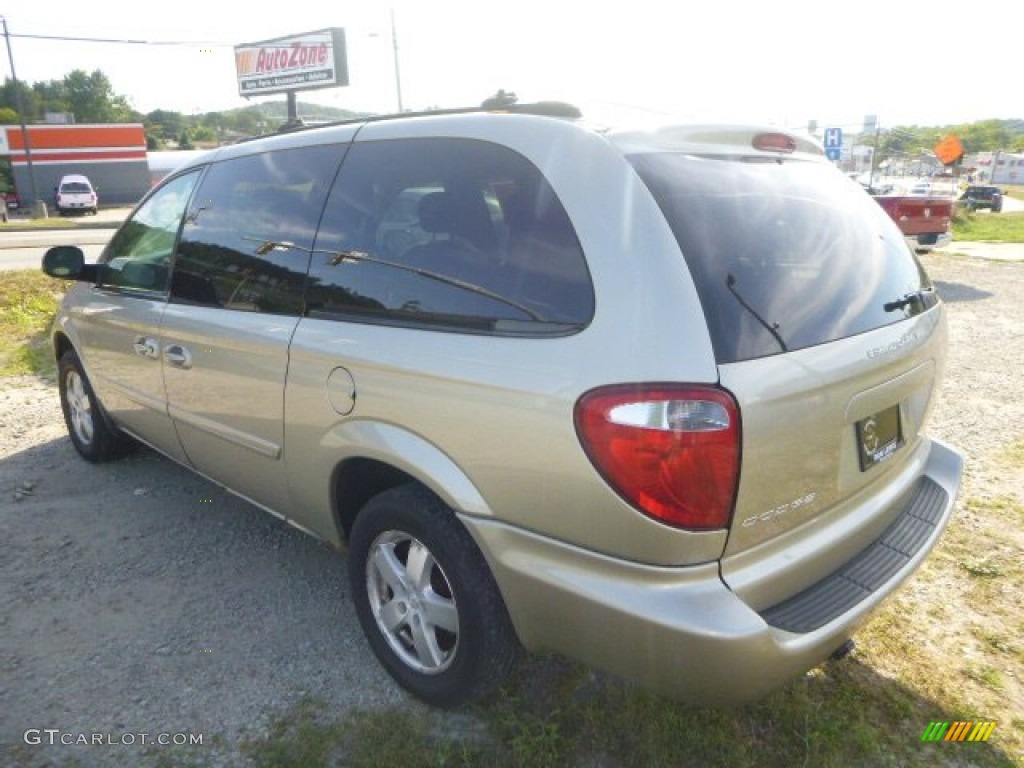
[1,383,412,767]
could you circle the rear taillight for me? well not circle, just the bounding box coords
[574,384,741,530]
[753,132,796,153]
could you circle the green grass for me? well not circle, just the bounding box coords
[0,214,114,229]
[241,699,488,768]
[1002,184,1024,202]
[952,209,1024,242]
[0,217,82,228]
[0,269,64,378]
[239,650,1019,768]
[965,494,1024,524]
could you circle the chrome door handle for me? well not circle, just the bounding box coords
[163,344,193,369]
[133,337,159,359]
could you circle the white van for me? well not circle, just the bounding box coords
[54,174,99,215]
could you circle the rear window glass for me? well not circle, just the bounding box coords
[629,154,935,363]
[60,182,92,193]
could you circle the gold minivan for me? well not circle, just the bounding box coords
[43,105,963,707]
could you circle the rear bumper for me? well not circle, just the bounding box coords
[462,438,961,704]
[909,232,953,251]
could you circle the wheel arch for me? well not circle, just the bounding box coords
[53,329,73,364]
[332,457,418,539]
[325,422,494,542]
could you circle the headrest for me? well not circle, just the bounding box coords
[417,192,459,235]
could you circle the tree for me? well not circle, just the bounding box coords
[63,70,135,123]
[481,89,518,109]
[191,124,216,143]
[0,106,18,123]
[144,109,187,143]
[0,77,40,121]
[33,78,68,116]
[0,70,137,123]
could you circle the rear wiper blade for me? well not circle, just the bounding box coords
[883,291,925,313]
[726,273,787,352]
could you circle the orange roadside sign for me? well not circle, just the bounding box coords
[934,134,965,165]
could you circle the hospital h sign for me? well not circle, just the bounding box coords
[824,127,843,161]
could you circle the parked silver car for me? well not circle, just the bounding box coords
[43,105,962,707]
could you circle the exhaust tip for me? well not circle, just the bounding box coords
[829,639,856,662]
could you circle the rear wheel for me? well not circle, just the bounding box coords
[347,484,520,707]
[58,349,126,462]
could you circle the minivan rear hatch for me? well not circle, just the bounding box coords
[628,148,946,564]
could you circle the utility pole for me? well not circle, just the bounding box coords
[391,8,403,112]
[1,16,45,217]
[868,121,881,191]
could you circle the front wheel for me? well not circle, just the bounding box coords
[347,484,520,707]
[58,349,126,462]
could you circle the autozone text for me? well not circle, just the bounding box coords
[256,43,328,74]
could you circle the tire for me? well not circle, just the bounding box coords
[347,484,520,707]
[58,349,126,462]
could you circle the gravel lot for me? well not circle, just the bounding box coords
[2,248,1022,767]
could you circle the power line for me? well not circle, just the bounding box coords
[8,31,233,46]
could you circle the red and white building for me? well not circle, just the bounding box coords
[1,123,150,207]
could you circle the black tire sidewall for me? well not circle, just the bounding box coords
[58,350,119,462]
[347,484,516,707]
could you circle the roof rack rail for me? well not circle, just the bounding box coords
[236,101,584,142]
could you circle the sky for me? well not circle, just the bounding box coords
[3,0,1022,133]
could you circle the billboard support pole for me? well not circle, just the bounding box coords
[284,91,301,130]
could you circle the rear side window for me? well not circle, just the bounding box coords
[172,144,342,315]
[630,154,936,363]
[308,137,593,334]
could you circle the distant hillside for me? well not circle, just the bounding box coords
[145,100,378,149]
[223,100,375,124]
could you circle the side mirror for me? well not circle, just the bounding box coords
[42,245,98,282]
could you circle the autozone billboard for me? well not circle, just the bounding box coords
[235,28,348,97]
